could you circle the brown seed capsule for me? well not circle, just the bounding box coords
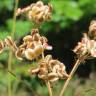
[33,33,41,41]
[23,35,33,42]
[40,36,48,44]
[27,42,35,49]
[5,36,17,51]
[48,72,58,80]
[15,48,24,60]
[36,1,44,7]
[31,29,39,36]
[34,45,44,56]
[25,48,36,60]
[89,20,96,40]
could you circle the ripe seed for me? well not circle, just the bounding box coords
[25,48,36,60]
[34,45,44,56]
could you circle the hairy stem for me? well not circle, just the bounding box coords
[59,59,80,96]
[8,0,18,96]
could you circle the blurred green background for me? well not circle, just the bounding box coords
[0,0,96,96]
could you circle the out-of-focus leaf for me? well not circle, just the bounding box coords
[7,19,32,39]
[51,1,83,21]
[0,0,14,11]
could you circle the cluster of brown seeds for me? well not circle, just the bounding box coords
[88,20,96,40]
[0,1,69,85]
[0,29,52,61]
[15,29,52,60]
[29,55,68,83]
[16,1,52,24]
[73,21,96,60]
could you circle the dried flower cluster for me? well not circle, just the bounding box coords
[29,55,68,83]
[16,1,52,24]
[73,21,96,60]
[89,20,96,40]
[0,29,52,61]
[0,36,17,53]
[0,1,67,85]
[15,29,52,60]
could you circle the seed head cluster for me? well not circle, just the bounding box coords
[73,21,96,61]
[16,1,52,24]
[29,55,68,83]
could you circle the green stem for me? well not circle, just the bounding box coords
[59,59,80,96]
[8,0,18,96]
[8,70,40,96]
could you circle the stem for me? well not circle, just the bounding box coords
[11,0,19,38]
[42,52,53,96]
[59,59,80,96]
[8,0,18,96]
[8,70,40,96]
[46,81,53,96]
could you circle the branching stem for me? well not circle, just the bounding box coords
[59,59,80,96]
[8,0,18,96]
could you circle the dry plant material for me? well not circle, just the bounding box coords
[0,1,96,96]
[16,1,52,24]
[29,55,68,83]
[60,20,96,96]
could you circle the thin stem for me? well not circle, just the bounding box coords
[8,70,40,96]
[42,52,45,59]
[8,0,18,96]
[59,59,80,96]
[11,0,19,38]
[42,52,53,96]
[46,81,53,96]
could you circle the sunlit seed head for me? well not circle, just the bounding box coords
[25,48,36,60]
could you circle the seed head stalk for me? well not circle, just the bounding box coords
[42,52,53,96]
[46,81,53,96]
[59,59,80,96]
[8,0,19,96]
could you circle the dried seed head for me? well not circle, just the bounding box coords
[27,42,35,49]
[36,1,44,7]
[15,48,24,60]
[33,33,41,41]
[25,48,36,60]
[40,36,48,44]
[29,54,68,83]
[73,33,96,59]
[31,29,39,36]
[48,72,58,83]
[89,20,96,40]
[23,35,33,42]
[5,36,17,51]
[34,44,44,56]
[17,1,52,24]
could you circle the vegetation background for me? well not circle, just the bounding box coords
[0,0,96,96]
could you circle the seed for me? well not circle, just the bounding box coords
[25,48,36,60]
